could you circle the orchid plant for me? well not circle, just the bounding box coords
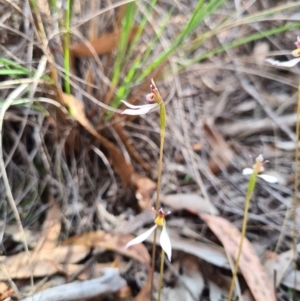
[228,154,278,301]
[121,80,167,301]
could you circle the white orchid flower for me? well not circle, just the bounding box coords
[121,100,159,115]
[266,36,300,68]
[242,154,278,184]
[242,167,278,183]
[125,208,172,261]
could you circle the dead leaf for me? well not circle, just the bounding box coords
[115,285,132,299]
[0,198,90,280]
[0,283,12,301]
[217,113,297,138]
[113,122,151,173]
[0,245,90,280]
[200,213,277,301]
[20,268,126,301]
[59,90,158,218]
[116,211,154,235]
[282,270,300,291]
[208,281,228,301]
[63,262,114,280]
[0,281,9,293]
[192,142,202,151]
[242,290,255,301]
[59,90,157,208]
[161,254,204,301]
[161,193,219,215]
[61,231,150,265]
[263,244,300,287]
[70,27,138,57]
[33,198,61,252]
[275,140,300,151]
[135,228,229,269]
[203,120,234,174]
[252,42,269,66]
[58,90,135,187]
[134,276,152,301]
[134,174,156,210]
[4,226,37,249]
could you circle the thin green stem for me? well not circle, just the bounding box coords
[227,171,258,301]
[158,248,165,301]
[151,126,165,300]
[150,85,167,301]
[150,228,157,301]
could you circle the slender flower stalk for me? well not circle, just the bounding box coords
[137,79,168,300]
[121,80,167,300]
[227,155,276,301]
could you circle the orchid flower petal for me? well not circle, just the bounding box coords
[121,100,149,109]
[160,225,172,261]
[258,174,278,184]
[121,104,158,115]
[265,58,300,67]
[256,154,264,162]
[242,168,254,176]
[125,225,157,249]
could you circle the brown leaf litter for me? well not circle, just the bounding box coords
[200,213,277,301]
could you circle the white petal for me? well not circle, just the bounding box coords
[265,58,300,67]
[125,225,157,249]
[258,174,278,184]
[256,154,264,162]
[121,100,147,109]
[242,168,254,176]
[160,225,172,261]
[121,104,158,115]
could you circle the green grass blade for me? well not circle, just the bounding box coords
[63,0,72,94]
[0,58,33,74]
[125,0,158,63]
[105,7,172,119]
[185,21,300,66]
[0,70,34,76]
[112,2,137,86]
[136,0,226,82]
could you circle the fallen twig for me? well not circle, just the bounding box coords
[20,268,126,301]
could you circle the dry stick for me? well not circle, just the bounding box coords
[293,81,300,294]
[20,268,126,301]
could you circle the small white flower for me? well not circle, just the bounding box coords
[125,208,172,261]
[242,167,278,183]
[242,154,278,184]
[121,100,158,115]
